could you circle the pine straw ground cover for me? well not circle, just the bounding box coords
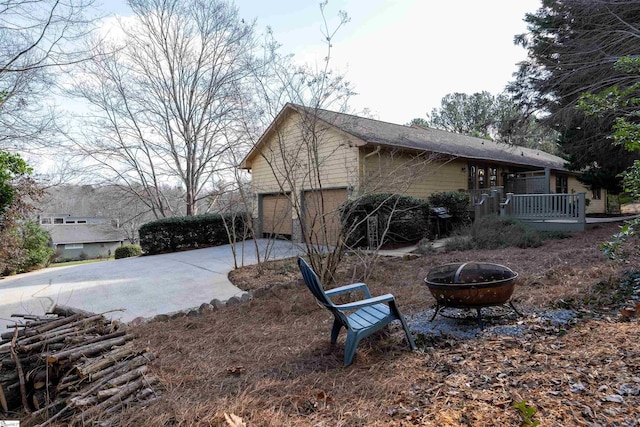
[91,223,638,427]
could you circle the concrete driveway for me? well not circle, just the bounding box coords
[0,239,303,330]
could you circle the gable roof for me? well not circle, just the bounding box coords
[43,224,126,245]
[241,103,569,171]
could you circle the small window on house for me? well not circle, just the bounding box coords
[77,220,87,224]
[489,168,498,187]
[65,243,83,249]
[54,218,64,224]
[592,187,602,200]
[555,175,568,194]
[41,218,51,224]
[65,220,76,224]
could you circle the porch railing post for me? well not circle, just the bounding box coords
[578,192,586,223]
[500,193,514,217]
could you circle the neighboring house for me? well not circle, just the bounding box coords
[39,214,128,260]
[240,103,605,243]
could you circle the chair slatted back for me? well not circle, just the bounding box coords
[298,257,333,307]
[298,257,348,325]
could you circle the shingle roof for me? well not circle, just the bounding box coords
[293,104,568,171]
[43,224,125,245]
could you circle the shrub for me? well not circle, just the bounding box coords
[471,215,542,249]
[139,213,247,254]
[341,193,430,248]
[18,220,54,272]
[115,244,142,259]
[445,215,542,251]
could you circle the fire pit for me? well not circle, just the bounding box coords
[424,262,521,328]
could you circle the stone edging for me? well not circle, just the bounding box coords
[129,286,272,326]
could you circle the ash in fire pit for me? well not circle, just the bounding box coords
[425,262,522,328]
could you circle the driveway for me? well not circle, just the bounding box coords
[0,239,303,330]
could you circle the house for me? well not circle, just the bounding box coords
[240,103,605,243]
[39,214,128,261]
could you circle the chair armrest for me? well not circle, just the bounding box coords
[334,294,395,311]
[325,282,372,298]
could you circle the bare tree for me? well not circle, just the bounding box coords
[0,0,99,151]
[38,183,184,242]
[69,0,258,217]
[236,2,440,282]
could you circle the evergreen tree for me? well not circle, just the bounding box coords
[510,0,640,192]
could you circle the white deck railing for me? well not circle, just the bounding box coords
[467,187,504,205]
[500,193,586,223]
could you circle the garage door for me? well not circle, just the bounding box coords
[262,194,292,237]
[304,189,347,245]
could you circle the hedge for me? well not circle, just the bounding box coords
[115,244,142,259]
[139,213,247,255]
[341,193,430,248]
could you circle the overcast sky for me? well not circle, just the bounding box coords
[101,0,541,125]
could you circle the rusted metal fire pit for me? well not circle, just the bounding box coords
[424,262,521,328]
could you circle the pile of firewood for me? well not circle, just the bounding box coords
[0,305,159,426]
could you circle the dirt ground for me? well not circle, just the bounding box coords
[91,223,638,426]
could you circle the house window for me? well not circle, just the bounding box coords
[41,218,51,224]
[489,168,498,187]
[555,175,568,194]
[592,187,602,200]
[468,165,477,190]
[54,218,64,224]
[477,168,486,188]
[65,243,84,249]
[77,220,87,224]
[66,220,76,224]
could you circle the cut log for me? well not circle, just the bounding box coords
[16,326,81,347]
[0,371,18,382]
[49,304,95,317]
[61,330,127,353]
[10,328,30,414]
[90,352,155,382]
[35,314,110,338]
[18,328,100,352]
[72,353,155,400]
[96,388,120,400]
[69,396,98,407]
[22,313,82,337]
[1,329,26,340]
[75,342,138,378]
[0,382,7,413]
[45,336,129,364]
[106,365,148,388]
[84,375,158,417]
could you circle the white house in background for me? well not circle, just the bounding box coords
[38,214,128,261]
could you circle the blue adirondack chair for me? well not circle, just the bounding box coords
[298,257,416,366]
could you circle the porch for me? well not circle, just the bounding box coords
[474,191,588,232]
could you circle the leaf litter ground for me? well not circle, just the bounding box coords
[74,223,639,427]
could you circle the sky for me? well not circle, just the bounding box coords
[100,0,542,125]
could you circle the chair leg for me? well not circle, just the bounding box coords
[398,315,416,350]
[330,319,342,345]
[344,330,360,366]
[391,302,416,350]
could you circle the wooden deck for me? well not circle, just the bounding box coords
[501,193,586,231]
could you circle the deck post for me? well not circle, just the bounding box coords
[500,193,514,217]
[544,168,551,193]
[578,192,586,224]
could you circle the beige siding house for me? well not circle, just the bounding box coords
[240,103,605,242]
